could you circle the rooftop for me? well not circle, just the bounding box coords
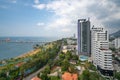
[31,76,41,80]
[62,72,78,80]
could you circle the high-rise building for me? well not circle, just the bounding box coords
[91,26,109,65]
[97,49,113,76]
[114,37,120,49]
[91,26,113,76]
[77,19,90,56]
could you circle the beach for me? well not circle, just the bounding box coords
[0,37,58,60]
[16,49,41,59]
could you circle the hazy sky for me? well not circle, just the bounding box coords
[0,0,120,37]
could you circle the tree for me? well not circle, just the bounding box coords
[79,71,106,80]
[41,72,49,80]
[115,72,120,80]
[65,51,72,60]
[88,62,97,71]
[0,77,6,80]
[61,59,70,71]
[0,39,62,80]
[72,54,78,60]
[59,53,65,60]
[69,65,77,73]
[89,72,99,80]
[44,66,50,74]
[54,59,62,66]
[109,47,116,52]
[33,44,40,49]
[82,70,90,80]
[49,76,60,80]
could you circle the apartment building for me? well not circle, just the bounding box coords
[91,26,113,76]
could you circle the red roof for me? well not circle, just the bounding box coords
[62,72,78,80]
[31,76,41,80]
[15,62,24,67]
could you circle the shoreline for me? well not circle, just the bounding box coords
[0,41,53,61]
[15,49,41,59]
[0,49,41,62]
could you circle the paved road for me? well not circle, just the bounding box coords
[23,41,63,80]
[55,41,63,60]
[23,65,47,80]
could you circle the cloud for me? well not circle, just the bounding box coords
[103,18,120,32]
[37,22,45,26]
[32,0,120,36]
[110,0,120,7]
[34,0,39,4]
[47,18,71,29]
[43,0,99,35]
[32,4,45,10]
[62,28,71,32]
[32,0,45,10]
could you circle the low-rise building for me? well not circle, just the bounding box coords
[62,72,78,80]
[15,62,24,68]
[31,76,41,80]
[62,45,77,54]
[69,60,77,65]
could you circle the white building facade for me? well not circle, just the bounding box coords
[91,26,113,76]
[114,37,120,49]
[98,50,113,70]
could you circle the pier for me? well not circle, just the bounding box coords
[0,40,49,43]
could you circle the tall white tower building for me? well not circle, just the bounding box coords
[91,26,113,76]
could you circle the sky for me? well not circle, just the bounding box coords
[0,0,120,38]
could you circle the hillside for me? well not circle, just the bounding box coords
[110,30,120,38]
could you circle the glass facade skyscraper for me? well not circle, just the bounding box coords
[77,19,90,56]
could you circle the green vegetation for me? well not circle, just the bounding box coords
[58,51,78,72]
[87,62,97,71]
[62,38,68,45]
[49,76,60,80]
[37,47,78,80]
[0,38,110,80]
[114,72,120,80]
[79,70,106,80]
[61,59,70,71]
[39,65,61,80]
[0,40,62,79]
[77,60,106,80]
[109,47,116,52]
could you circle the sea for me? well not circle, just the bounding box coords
[0,37,59,60]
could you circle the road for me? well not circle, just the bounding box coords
[55,41,63,60]
[23,65,47,80]
[23,41,63,80]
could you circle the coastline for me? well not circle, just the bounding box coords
[15,49,41,59]
[0,36,57,61]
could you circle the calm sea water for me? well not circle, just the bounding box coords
[0,37,59,60]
